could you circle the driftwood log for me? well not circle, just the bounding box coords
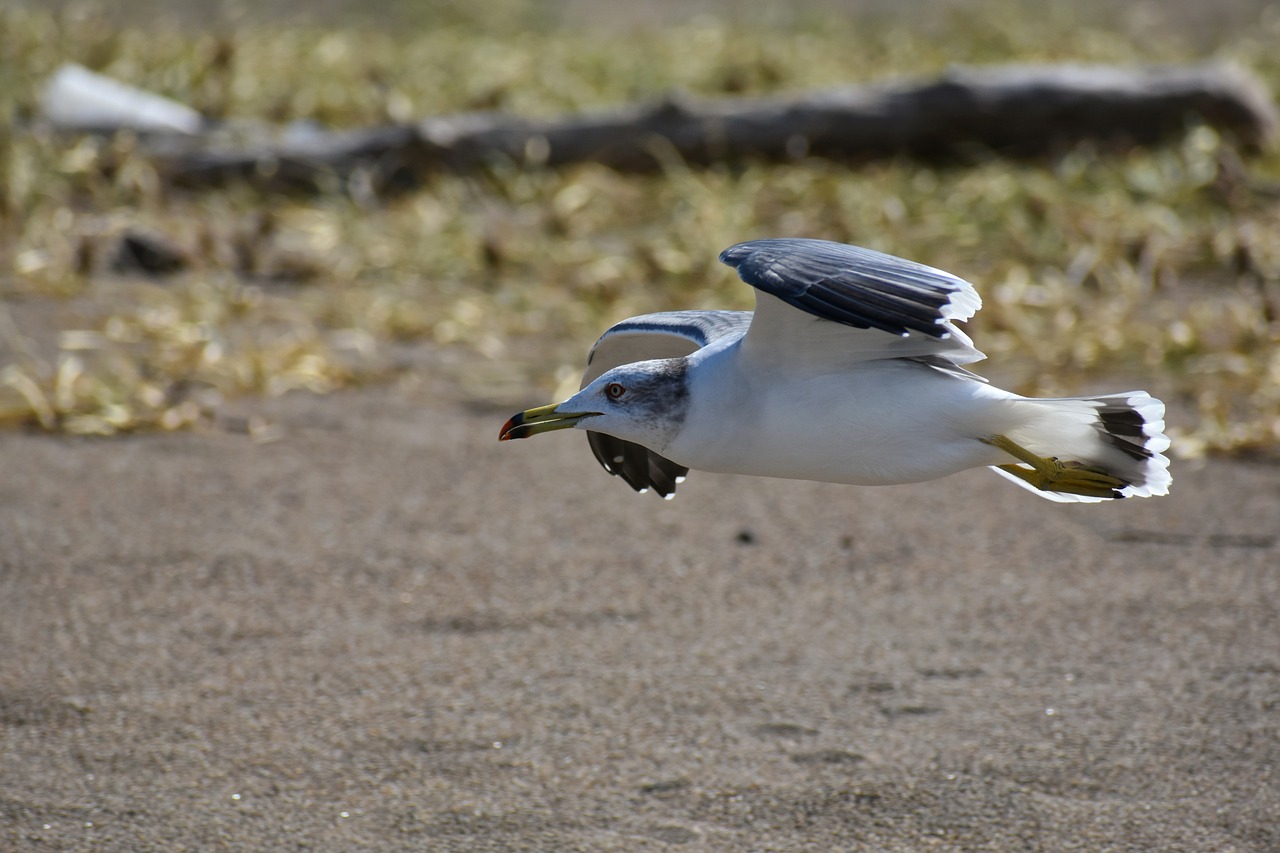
[123,62,1279,193]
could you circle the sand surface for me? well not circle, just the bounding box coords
[1,380,1277,851]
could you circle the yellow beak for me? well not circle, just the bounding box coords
[499,403,600,441]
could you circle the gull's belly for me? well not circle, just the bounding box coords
[672,361,1014,486]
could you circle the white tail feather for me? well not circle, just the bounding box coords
[991,391,1171,501]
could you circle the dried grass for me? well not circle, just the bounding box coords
[3,2,1280,455]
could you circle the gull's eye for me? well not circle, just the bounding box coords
[605,382,626,400]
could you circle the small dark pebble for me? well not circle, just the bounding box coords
[848,681,895,695]
[754,722,818,738]
[918,667,984,679]
[639,778,690,795]
[113,230,188,275]
[735,529,756,545]
[879,705,942,718]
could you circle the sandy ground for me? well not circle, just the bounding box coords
[1,376,1277,851]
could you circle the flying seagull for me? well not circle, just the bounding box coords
[499,238,1171,503]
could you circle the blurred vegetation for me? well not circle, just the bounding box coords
[2,1,1280,455]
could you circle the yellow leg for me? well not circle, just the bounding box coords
[982,434,1128,499]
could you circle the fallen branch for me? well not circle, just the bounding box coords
[415,62,1279,169]
[44,62,1279,193]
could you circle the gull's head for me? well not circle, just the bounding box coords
[499,358,690,450]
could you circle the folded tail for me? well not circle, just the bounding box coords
[991,392,1171,503]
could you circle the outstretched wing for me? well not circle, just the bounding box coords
[719,238,986,367]
[582,310,751,498]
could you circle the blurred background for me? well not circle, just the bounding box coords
[3,0,1279,454]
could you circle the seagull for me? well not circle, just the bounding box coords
[499,238,1171,502]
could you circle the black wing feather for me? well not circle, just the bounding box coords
[586,431,688,498]
[719,238,974,339]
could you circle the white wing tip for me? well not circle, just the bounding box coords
[941,287,982,323]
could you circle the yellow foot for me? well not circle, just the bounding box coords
[983,434,1129,499]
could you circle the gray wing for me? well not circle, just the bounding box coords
[583,310,750,498]
[719,238,985,367]
[582,309,750,384]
